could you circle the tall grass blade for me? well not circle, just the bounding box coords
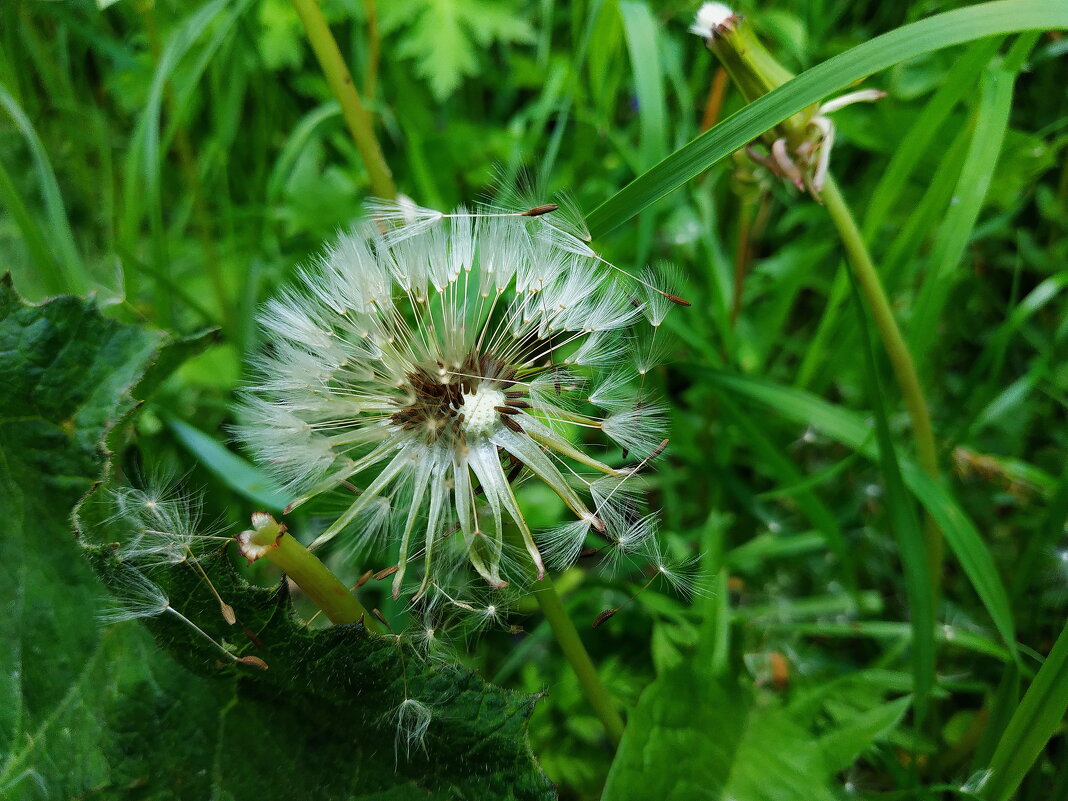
[908,61,1016,363]
[0,82,87,293]
[980,619,1068,801]
[848,274,934,723]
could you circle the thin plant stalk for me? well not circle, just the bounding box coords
[532,576,625,748]
[289,0,396,200]
[821,174,942,599]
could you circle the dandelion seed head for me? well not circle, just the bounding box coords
[108,482,226,567]
[237,197,673,604]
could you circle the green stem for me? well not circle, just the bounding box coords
[251,525,369,625]
[289,0,396,200]
[821,175,942,601]
[532,575,625,748]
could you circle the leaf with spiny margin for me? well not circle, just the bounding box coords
[0,276,554,801]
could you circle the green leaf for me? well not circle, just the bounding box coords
[619,2,667,167]
[0,278,554,801]
[381,0,535,101]
[817,696,912,774]
[0,273,163,791]
[0,84,88,295]
[602,665,904,801]
[165,416,290,512]
[908,58,1017,362]
[849,275,934,723]
[587,0,1068,237]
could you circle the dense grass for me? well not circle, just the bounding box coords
[1,0,1066,798]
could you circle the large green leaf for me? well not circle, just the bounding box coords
[601,665,906,801]
[0,277,554,801]
[586,0,1068,237]
[0,274,162,790]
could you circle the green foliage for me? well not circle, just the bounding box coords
[1,0,1066,797]
[602,665,908,801]
[0,279,553,801]
[586,0,1068,236]
[982,620,1068,801]
[380,0,535,100]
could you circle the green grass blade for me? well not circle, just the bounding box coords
[760,621,1013,664]
[0,82,87,293]
[165,417,288,511]
[619,2,667,167]
[714,391,855,591]
[981,619,1068,801]
[848,275,934,722]
[797,39,1000,389]
[587,0,1068,237]
[860,37,1002,240]
[908,61,1016,362]
[703,369,1018,656]
[0,157,61,294]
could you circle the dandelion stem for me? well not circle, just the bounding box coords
[258,527,370,625]
[821,174,942,604]
[532,575,625,748]
[288,0,396,200]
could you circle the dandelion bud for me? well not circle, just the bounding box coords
[690,2,883,195]
[690,3,810,135]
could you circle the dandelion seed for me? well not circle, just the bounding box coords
[539,519,594,571]
[98,567,171,625]
[110,482,235,624]
[236,197,674,602]
[391,698,433,761]
[648,540,706,599]
[960,769,993,794]
[101,567,264,668]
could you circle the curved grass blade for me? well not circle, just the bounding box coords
[620,1,668,167]
[980,619,1068,801]
[587,0,1068,237]
[908,57,1018,362]
[0,83,87,293]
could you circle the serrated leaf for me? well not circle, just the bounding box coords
[0,277,554,801]
[382,0,534,101]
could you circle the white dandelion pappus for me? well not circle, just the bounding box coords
[236,198,677,601]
